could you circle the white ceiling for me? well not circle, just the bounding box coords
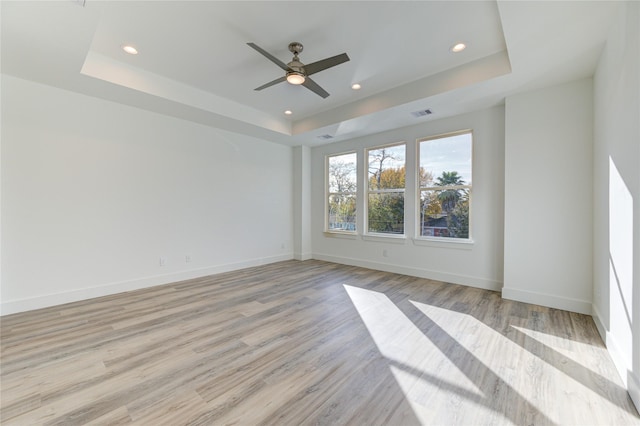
[1,1,620,146]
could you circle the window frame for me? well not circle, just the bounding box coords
[325,151,358,234]
[364,141,407,237]
[416,130,473,243]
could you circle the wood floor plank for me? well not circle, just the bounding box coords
[1,260,638,425]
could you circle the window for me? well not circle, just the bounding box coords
[366,143,406,235]
[327,152,357,232]
[418,131,472,240]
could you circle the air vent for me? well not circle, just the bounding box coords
[317,134,334,140]
[411,109,432,118]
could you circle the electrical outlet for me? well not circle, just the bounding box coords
[383,249,389,258]
[185,255,191,263]
[159,257,166,266]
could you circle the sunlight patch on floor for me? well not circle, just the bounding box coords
[344,285,487,424]
[344,283,635,425]
[510,325,600,361]
[411,300,633,425]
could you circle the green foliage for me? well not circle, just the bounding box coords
[436,171,465,186]
[368,159,405,233]
[420,191,442,218]
[434,171,466,213]
[419,171,470,238]
[329,195,356,230]
[447,198,469,238]
[368,193,404,234]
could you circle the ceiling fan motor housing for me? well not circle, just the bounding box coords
[287,59,305,75]
[287,42,306,83]
[288,42,304,55]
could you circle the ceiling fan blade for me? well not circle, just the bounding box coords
[302,77,330,98]
[305,53,350,76]
[254,76,287,91]
[247,42,290,71]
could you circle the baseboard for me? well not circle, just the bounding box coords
[629,369,640,415]
[312,253,502,291]
[591,304,607,343]
[294,252,313,261]
[591,304,627,384]
[501,287,591,315]
[591,304,640,414]
[0,254,293,316]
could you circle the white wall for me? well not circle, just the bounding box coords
[593,1,640,411]
[1,75,293,315]
[503,78,594,315]
[292,145,312,260]
[310,106,505,291]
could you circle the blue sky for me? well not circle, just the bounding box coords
[420,133,472,185]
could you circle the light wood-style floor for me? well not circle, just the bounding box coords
[1,260,638,425]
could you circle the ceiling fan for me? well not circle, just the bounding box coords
[247,41,350,99]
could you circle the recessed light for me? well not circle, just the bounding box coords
[451,43,466,53]
[122,45,138,55]
[284,110,293,115]
[351,83,361,90]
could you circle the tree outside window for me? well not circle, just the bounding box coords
[327,152,357,232]
[418,132,472,239]
[366,143,405,235]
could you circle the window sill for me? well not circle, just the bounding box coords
[324,231,358,240]
[412,237,474,250]
[362,234,407,244]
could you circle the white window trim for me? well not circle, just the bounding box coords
[412,237,474,249]
[362,234,407,244]
[323,231,358,239]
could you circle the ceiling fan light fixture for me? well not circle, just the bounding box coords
[286,72,306,85]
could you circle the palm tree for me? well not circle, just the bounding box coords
[434,171,465,213]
